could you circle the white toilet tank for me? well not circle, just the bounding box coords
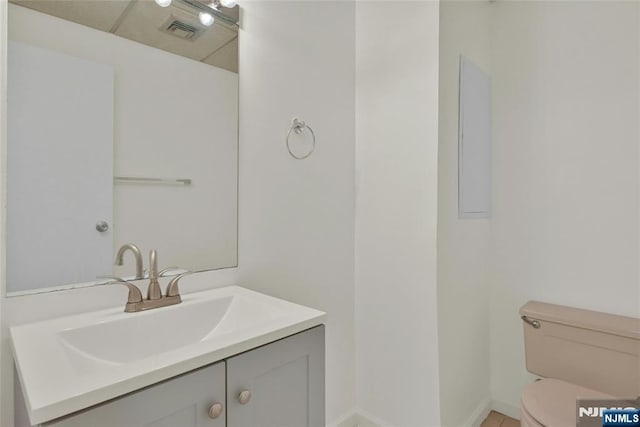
[520,301,640,398]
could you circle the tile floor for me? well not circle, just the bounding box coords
[480,410,520,427]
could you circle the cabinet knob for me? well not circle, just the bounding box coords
[208,402,224,419]
[238,390,252,405]
[95,220,109,233]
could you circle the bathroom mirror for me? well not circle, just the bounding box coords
[5,0,239,295]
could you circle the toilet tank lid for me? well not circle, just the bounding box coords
[520,301,640,340]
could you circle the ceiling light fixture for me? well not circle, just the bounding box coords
[219,0,237,8]
[199,11,215,26]
[152,0,237,27]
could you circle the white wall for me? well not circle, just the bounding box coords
[355,2,441,426]
[0,0,9,424]
[437,2,492,426]
[9,4,238,279]
[237,2,356,425]
[489,1,640,415]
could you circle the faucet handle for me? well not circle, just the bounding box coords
[106,280,144,304]
[165,272,192,298]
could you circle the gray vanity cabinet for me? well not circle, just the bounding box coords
[43,362,226,427]
[226,325,325,427]
[37,326,324,427]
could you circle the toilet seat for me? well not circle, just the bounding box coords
[520,403,544,427]
[521,378,615,427]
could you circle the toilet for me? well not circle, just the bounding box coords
[519,301,640,427]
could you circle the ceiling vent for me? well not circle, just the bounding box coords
[162,17,203,40]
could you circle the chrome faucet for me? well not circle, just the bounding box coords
[115,243,145,280]
[108,250,191,313]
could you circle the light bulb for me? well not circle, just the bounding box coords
[154,0,171,7]
[199,12,215,26]
[220,0,237,8]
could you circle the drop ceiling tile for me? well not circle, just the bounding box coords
[115,0,237,62]
[10,0,132,32]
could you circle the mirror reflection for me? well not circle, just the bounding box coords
[6,0,239,295]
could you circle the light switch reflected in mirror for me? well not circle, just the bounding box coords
[5,0,239,295]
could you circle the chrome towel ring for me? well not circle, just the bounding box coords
[286,118,315,160]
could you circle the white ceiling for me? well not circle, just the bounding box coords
[10,0,239,72]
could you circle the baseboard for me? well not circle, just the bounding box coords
[491,399,521,420]
[355,408,388,427]
[330,401,501,427]
[328,410,359,427]
[328,408,388,427]
[461,398,492,427]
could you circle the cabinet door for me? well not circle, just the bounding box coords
[226,326,325,427]
[44,362,225,427]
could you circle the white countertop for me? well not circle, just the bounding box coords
[10,286,326,425]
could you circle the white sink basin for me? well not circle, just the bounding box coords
[11,285,326,425]
[59,296,234,365]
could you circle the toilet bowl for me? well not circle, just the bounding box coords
[520,378,615,427]
[519,301,640,427]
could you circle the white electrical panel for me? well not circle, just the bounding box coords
[458,56,491,219]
